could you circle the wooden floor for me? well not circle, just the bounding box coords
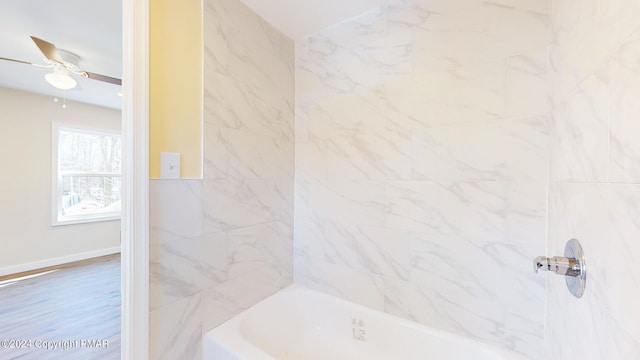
[0,255,120,360]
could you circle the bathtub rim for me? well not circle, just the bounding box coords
[204,285,532,360]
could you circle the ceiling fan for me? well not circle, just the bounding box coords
[0,36,121,90]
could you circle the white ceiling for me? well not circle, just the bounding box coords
[0,0,122,110]
[0,0,382,110]
[240,0,385,39]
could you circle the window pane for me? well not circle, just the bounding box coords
[54,125,122,225]
[61,176,121,217]
[59,130,121,173]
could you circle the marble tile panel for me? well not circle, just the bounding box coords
[251,177,294,225]
[546,182,640,358]
[203,72,293,137]
[294,101,311,141]
[308,179,386,227]
[386,180,508,244]
[507,50,550,119]
[227,129,294,181]
[295,141,327,180]
[383,271,506,346]
[203,75,243,130]
[204,0,294,89]
[550,63,609,182]
[380,61,507,129]
[203,0,231,75]
[322,223,411,280]
[412,0,548,69]
[279,179,296,225]
[203,178,287,233]
[293,174,329,262]
[550,0,599,99]
[149,293,202,360]
[296,9,414,103]
[490,0,549,15]
[485,242,546,356]
[411,116,548,181]
[487,242,546,315]
[412,233,544,316]
[305,93,412,181]
[504,311,545,357]
[150,230,228,311]
[227,222,292,279]
[304,91,385,135]
[597,0,640,39]
[204,0,294,138]
[150,180,203,238]
[386,236,544,356]
[225,40,294,107]
[294,252,385,311]
[202,262,290,332]
[549,0,639,103]
[546,276,640,360]
[506,181,548,247]
[390,0,486,16]
[610,33,640,182]
[382,275,442,330]
[409,235,507,315]
[203,125,229,180]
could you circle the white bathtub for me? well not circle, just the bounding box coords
[203,286,530,360]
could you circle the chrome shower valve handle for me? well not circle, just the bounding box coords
[533,239,586,298]
[533,256,581,276]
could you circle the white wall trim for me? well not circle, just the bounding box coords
[122,0,150,358]
[0,247,121,277]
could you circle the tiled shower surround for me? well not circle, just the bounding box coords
[149,0,640,359]
[294,0,549,357]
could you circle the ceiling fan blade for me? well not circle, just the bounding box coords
[30,36,65,64]
[84,71,122,86]
[0,56,33,65]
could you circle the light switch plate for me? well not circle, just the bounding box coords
[160,152,181,179]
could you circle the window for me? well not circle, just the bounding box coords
[52,124,122,226]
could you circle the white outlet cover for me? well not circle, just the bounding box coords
[160,152,181,179]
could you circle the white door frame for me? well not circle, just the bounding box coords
[121,0,150,358]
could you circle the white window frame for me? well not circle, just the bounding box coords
[51,122,122,226]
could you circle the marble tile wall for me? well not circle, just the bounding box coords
[547,0,640,358]
[294,0,549,357]
[149,0,295,358]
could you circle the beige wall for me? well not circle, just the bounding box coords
[0,87,121,273]
[149,0,203,179]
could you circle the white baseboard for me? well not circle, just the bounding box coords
[0,247,121,277]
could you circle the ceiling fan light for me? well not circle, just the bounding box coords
[45,69,76,90]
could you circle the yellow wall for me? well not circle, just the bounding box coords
[150,0,203,179]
